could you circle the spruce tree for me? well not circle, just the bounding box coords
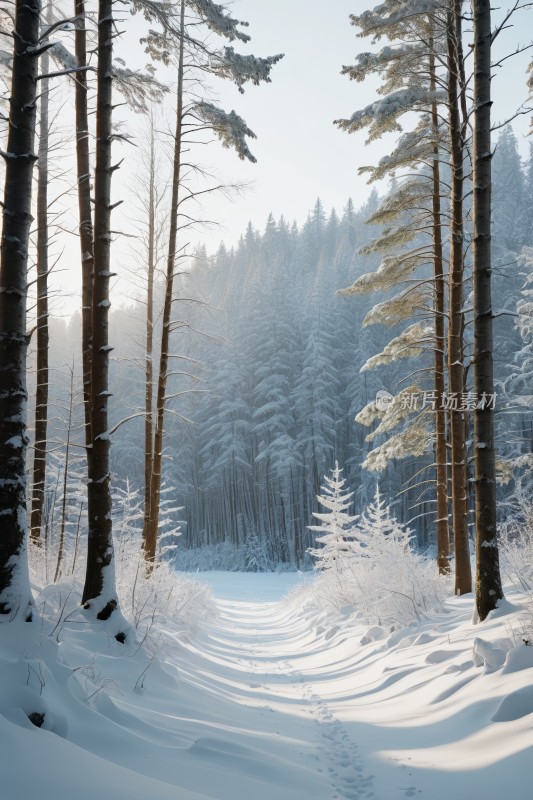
[308,462,358,573]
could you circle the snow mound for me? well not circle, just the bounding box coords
[360,625,387,645]
[472,637,509,670]
[492,686,533,722]
[502,643,533,673]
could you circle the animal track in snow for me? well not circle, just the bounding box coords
[282,659,375,800]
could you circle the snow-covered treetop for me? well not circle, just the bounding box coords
[214,48,284,93]
[357,483,413,545]
[189,0,250,42]
[194,102,258,161]
[352,0,443,41]
[308,462,359,572]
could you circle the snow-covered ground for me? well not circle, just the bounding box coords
[2,571,533,800]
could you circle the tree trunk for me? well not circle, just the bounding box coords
[81,0,119,620]
[446,0,472,595]
[143,0,186,568]
[143,124,157,548]
[0,0,41,620]
[54,365,75,583]
[471,0,504,620]
[74,0,95,449]
[430,45,450,575]
[30,2,52,544]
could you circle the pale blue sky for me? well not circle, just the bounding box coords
[38,0,533,311]
[183,0,533,254]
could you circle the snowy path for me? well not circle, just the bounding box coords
[183,594,375,800]
[4,573,533,800]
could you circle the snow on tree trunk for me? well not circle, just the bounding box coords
[472,0,504,621]
[81,0,119,620]
[0,0,41,620]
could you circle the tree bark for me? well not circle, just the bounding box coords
[142,0,186,568]
[429,45,450,576]
[0,0,41,619]
[54,365,74,583]
[74,0,94,449]
[30,2,52,544]
[81,0,119,619]
[446,0,472,595]
[143,123,157,549]
[471,0,504,620]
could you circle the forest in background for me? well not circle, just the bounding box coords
[39,125,533,571]
[0,0,532,628]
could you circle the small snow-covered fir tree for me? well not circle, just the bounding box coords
[308,462,358,572]
[357,485,413,555]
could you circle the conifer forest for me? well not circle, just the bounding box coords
[1,2,533,799]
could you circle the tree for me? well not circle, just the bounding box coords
[81,0,121,621]
[0,0,41,620]
[141,0,283,568]
[308,462,358,573]
[446,0,471,596]
[471,0,504,620]
[356,484,413,551]
[30,1,53,543]
[336,1,475,588]
[73,0,95,451]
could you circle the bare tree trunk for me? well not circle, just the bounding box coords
[143,0,186,568]
[143,124,157,546]
[430,45,450,575]
[30,2,52,544]
[446,0,472,595]
[74,0,94,449]
[471,0,504,620]
[54,365,75,583]
[0,0,40,620]
[81,0,119,621]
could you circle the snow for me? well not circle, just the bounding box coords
[2,571,533,800]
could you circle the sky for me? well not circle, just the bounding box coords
[3,0,531,313]
[183,0,392,251]
[173,0,533,255]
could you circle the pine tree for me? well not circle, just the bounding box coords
[308,462,358,572]
[81,0,121,621]
[29,1,52,543]
[141,0,283,568]
[471,0,504,621]
[356,485,412,551]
